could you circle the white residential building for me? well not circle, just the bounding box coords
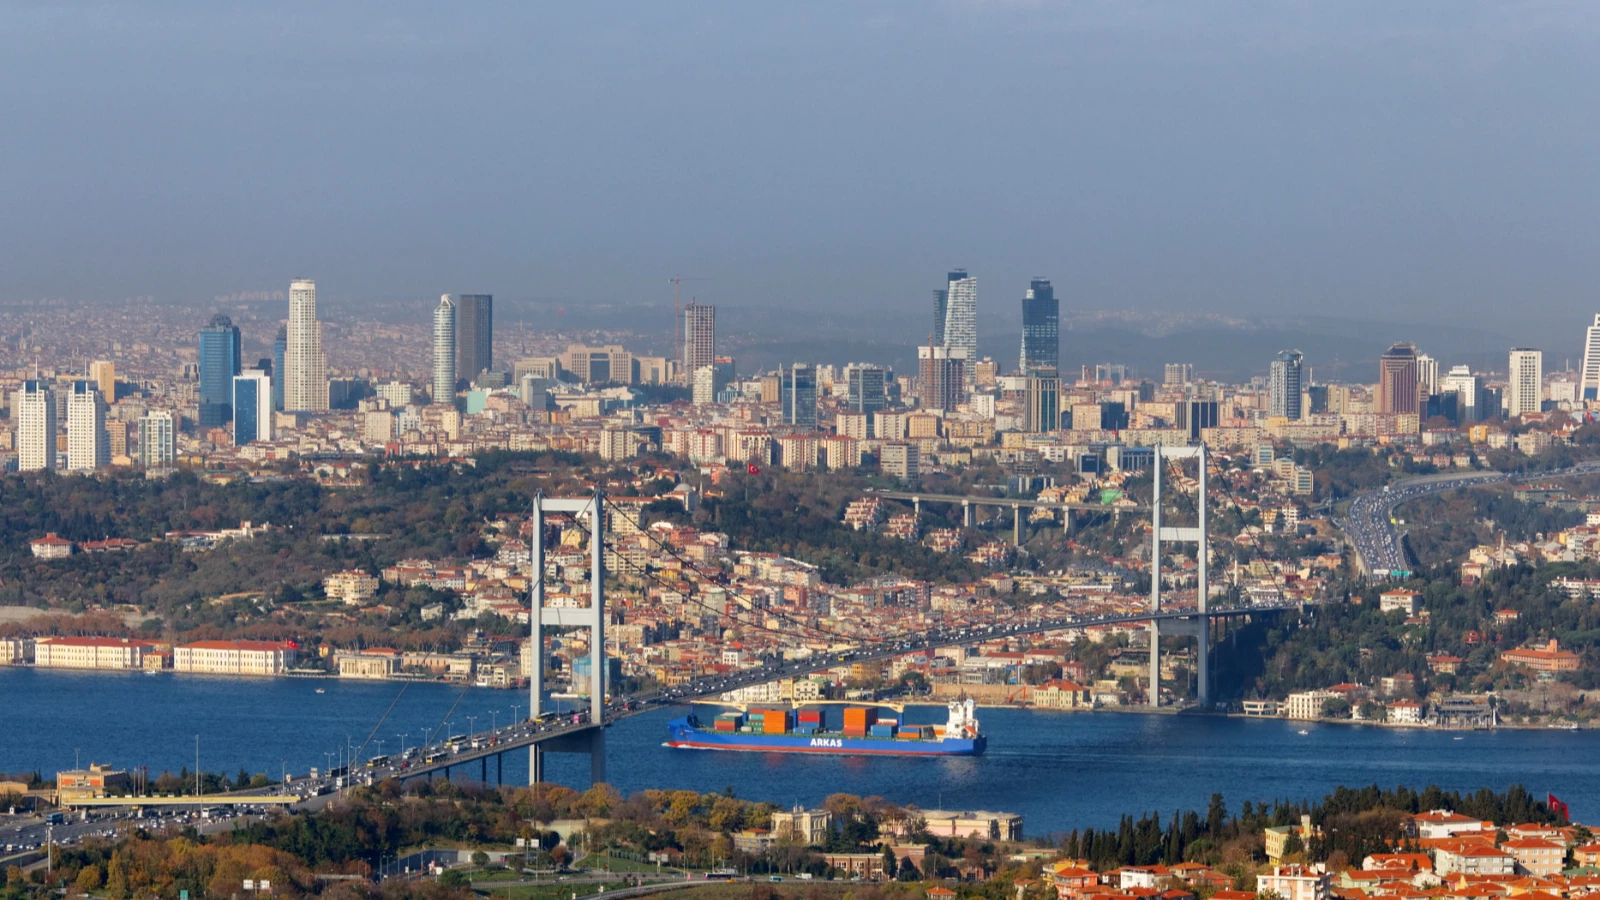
[173,640,298,676]
[1506,348,1542,418]
[15,380,56,471]
[139,410,176,467]
[432,294,456,403]
[1257,866,1331,900]
[34,637,150,670]
[285,278,328,411]
[66,381,109,471]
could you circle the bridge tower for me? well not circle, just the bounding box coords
[527,490,608,786]
[1148,444,1211,710]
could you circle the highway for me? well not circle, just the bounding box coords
[1342,462,1600,578]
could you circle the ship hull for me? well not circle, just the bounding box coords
[666,717,985,756]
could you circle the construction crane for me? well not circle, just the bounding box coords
[670,276,711,376]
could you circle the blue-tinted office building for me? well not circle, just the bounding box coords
[198,314,241,427]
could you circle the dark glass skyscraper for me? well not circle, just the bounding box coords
[272,326,287,411]
[1020,278,1059,376]
[198,313,241,427]
[780,364,818,429]
[455,294,493,385]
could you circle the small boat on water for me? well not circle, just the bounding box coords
[315,688,326,694]
[1296,729,1308,735]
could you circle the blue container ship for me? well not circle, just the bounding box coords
[666,699,986,757]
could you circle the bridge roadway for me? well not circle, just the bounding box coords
[1343,462,1600,577]
[867,488,1148,513]
[271,599,1309,794]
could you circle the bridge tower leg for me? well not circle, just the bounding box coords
[1149,454,1162,709]
[913,497,921,518]
[529,745,544,785]
[962,500,972,528]
[1197,448,1211,711]
[589,729,607,785]
[1013,504,1022,547]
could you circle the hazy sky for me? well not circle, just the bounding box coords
[6,1,1600,337]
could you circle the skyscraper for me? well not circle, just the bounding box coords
[89,360,116,403]
[1416,353,1439,398]
[932,287,949,347]
[682,303,716,378]
[1268,350,1304,420]
[15,380,56,472]
[1582,315,1600,401]
[1164,363,1193,387]
[272,326,287,412]
[66,381,108,471]
[456,294,494,385]
[781,364,818,429]
[1440,365,1481,422]
[1025,373,1060,432]
[918,345,967,412]
[942,270,977,385]
[1378,343,1421,415]
[139,410,176,468]
[285,278,328,411]
[846,365,888,416]
[1507,348,1543,418]
[1019,278,1059,376]
[198,314,242,427]
[432,294,457,404]
[233,370,274,445]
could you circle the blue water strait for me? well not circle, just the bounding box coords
[5,668,1594,835]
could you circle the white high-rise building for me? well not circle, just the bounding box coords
[1582,315,1600,401]
[692,364,717,406]
[285,278,328,411]
[66,381,108,471]
[139,410,176,468]
[942,271,978,387]
[15,380,56,472]
[232,370,274,445]
[1440,365,1479,421]
[432,294,457,404]
[1269,350,1304,420]
[682,303,716,378]
[1416,353,1439,397]
[1507,348,1543,418]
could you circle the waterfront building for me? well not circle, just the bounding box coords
[1283,689,1339,720]
[285,278,328,411]
[432,294,457,404]
[682,302,716,378]
[66,381,109,471]
[34,636,151,670]
[455,293,493,384]
[56,764,132,802]
[771,807,833,845]
[1269,350,1304,420]
[232,370,273,445]
[15,380,56,471]
[1019,278,1059,376]
[336,651,397,679]
[198,313,242,426]
[139,410,176,467]
[1499,638,1580,673]
[781,363,818,428]
[1378,343,1420,415]
[173,639,298,676]
[1506,348,1542,418]
[942,270,977,386]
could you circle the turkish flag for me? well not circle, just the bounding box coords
[747,463,760,475]
[1549,793,1570,820]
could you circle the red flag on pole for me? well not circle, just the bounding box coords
[747,463,760,475]
[1548,793,1569,820]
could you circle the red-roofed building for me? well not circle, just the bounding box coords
[1500,640,1580,674]
[34,636,152,670]
[29,533,74,559]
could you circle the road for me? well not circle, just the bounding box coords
[1342,462,1600,577]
